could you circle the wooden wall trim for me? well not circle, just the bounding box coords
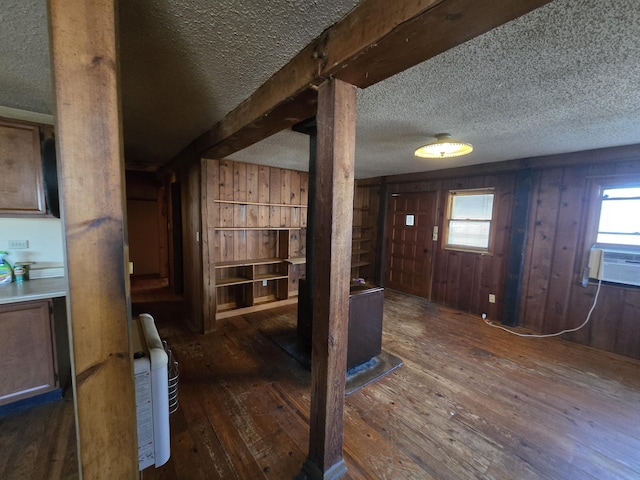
[305,78,356,478]
[201,159,216,332]
[48,0,138,477]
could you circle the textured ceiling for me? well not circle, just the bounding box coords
[1,0,640,178]
[232,0,640,177]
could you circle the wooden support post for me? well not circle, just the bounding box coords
[302,79,356,479]
[48,1,139,478]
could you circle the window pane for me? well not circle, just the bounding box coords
[596,233,640,246]
[596,184,640,247]
[448,220,490,248]
[598,199,640,234]
[451,194,494,220]
[602,187,640,199]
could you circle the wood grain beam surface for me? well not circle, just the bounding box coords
[305,78,356,478]
[48,0,138,477]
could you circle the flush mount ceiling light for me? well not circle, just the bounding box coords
[414,133,473,158]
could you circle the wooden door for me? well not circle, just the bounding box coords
[386,192,438,298]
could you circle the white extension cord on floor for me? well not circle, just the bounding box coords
[483,279,602,338]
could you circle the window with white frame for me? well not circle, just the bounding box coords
[596,185,640,247]
[444,188,495,252]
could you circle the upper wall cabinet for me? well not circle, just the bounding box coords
[0,119,46,216]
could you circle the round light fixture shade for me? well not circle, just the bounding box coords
[414,133,473,158]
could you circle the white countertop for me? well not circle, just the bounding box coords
[0,277,67,304]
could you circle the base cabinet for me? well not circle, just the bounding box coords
[0,300,58,406]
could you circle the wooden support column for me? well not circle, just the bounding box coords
[302,79,356,479]
[48,1,138,478]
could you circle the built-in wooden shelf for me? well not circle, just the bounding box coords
[215,258,282,268]
[254,272,288,282]
[351,260,370,268]
[214,200,308,208]
[216,276,252,287]
[285,257,306,265]
[216,227,305,231]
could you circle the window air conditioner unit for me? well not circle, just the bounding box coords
[588,246,640,287]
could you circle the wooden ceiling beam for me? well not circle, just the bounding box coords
[188,0,551,162]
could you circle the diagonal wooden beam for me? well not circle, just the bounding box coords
[185,0,551,163]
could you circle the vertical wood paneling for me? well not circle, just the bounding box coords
[521,167,563,331]
[386,174,515,319]
[564,283,597,346]
[290,171,301,205]
[589,285,625,353]
[542,167,588,332]
[301,173,309,206]
[489,175,516,319]
[384,158,640,359]
[457,253,475,312]
[616,297,640,358]
[269,168,281,204]
[519,160,640,359]
[219,232,233,262]
[233,162,247,202]
[258,166,270,228]
[203,159,217,331]
[219,160,233,201]
[246,163,259,228]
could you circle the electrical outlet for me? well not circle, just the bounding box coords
[8,240,28,249]
[262,280,268,287]
[489,294,496,304]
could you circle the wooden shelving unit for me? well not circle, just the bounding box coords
[214,228,307,318]
[351,185,378,281]
[208,160,310,320]
[207,160,381,321]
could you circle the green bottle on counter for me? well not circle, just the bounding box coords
[0,251,13,285]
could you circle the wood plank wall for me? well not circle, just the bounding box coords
[175,158,382,333]
[520,160,640,359]
[383,173,516,321]
[352,179,381,283]
[380,156,640,360]
[180,159,204,332]
[125,171,168,278]
[200,159,310,332]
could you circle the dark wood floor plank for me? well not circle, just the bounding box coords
[3,290,640,480]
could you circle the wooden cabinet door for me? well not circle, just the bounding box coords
[0,300,57,406]
[0,119,46,216]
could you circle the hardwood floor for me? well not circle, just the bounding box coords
[2,289,640,479]
[0,393,77,479]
